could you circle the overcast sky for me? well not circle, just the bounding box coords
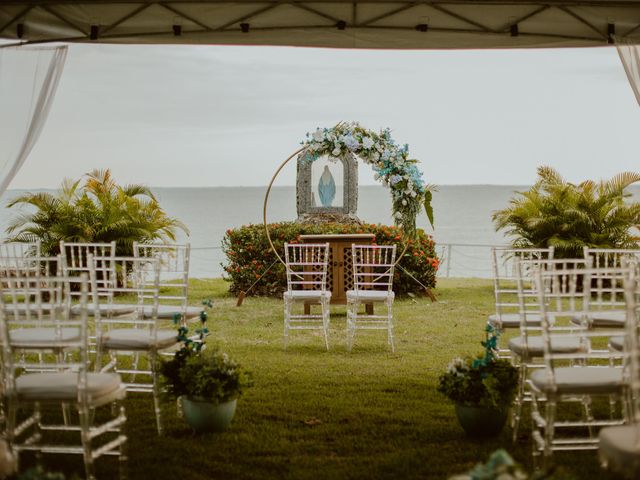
[7,44,640,188]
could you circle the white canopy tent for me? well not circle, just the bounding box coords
[1,0,640,49]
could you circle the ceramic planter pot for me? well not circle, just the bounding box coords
[455,403,508,437]
[181,396,237,433]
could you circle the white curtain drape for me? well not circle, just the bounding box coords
[0,45,67,196]
[616,41,640,106]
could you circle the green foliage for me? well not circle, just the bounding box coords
[452,449,574,480]
[493,166,640,258]
[438,326,518,409]
[162,300,252,404]
[222,222,439,297]
[5,169,188,256]
[161,347,253,404]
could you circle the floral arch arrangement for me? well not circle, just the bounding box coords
[300,122,434,237]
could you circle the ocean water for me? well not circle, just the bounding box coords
[1,185,638,278]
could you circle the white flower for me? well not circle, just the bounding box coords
[332,147,341,156]
[402,199,407,206]
[372,152,380,161]
[362,136,374,149]
[312,129,324,142]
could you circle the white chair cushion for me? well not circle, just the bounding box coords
[508,335,584,357]
[283,291,331,301]
[71,303,136,316]
[530,366,624,395]
[146,304,203,319]
[16,372,123,403]
[346,290,394,302]
[10,328,81,348]
[571,310,626,328]
[3,303,58,314]
[488,313,542,328]
[609,335,625,352]
[82,303,202,319]
[100,328,178,350]
[599,425,640,475]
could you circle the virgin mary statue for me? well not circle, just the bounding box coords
[317,165,336,207]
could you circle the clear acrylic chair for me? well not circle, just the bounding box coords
[529,264,631,468]
[599,263,640,477]
[133,242,201,322]
[0,274,128,480]
[0,240,41,259]
[92,255,178,435]
[346,244,396,353]
[581,247,640,329]
[510,258,589,442]
[283,242,331,350]
[489,247,555,357]
[60,241,136,318]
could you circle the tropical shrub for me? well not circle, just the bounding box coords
[493,166,640,258]
[222,222,439,297]
[5,169,187,256]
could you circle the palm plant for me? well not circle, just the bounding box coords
[493,166,640,258]
[5,169,188,255]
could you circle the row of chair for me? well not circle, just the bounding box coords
[0,240,196,479]
[283,243,397,352]
[489,246,640,476]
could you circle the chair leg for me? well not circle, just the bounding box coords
[347,300,356,352]
[79,405,95,480]
[511,361,526,443]
[118,402,128,480]
[543,399,556,469]
[150,352,163,436]
[283,300,290,351]
[322,299,329,351]
[387,301,395,353]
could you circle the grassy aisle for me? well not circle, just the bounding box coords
[27,278,617,479]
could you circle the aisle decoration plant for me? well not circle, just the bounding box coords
[493,166,640,258]
[439,325,517,408]
[438,325,518,436]
[160,300,253,433]
[300,122,434,237]
[222,222,439,297]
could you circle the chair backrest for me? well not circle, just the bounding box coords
[584,248,640,313]
[60,241,116,276]
[0,274,89,394]
[491,247,555,321]
[0,255,60,289]
[0,240,41,260]
[516,258,589,336]
[351,244,396,293]
[91,255,160,330]
[133,242,190,307]
[533,264,631,376]
[284,243,329,292]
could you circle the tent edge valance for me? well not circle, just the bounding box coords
[2,0,640,49]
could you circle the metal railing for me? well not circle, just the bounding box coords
[189,243,504,279]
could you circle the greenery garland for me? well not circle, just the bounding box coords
[300,122,434,237]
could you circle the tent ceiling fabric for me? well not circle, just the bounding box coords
[1,1,640,49]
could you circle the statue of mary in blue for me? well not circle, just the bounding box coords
[317,165,336,207]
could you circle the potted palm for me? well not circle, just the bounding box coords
[438,325,518,437]
[160,301,252,433]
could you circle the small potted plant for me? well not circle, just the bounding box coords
[438,325,518,437]
[160,300,252,433]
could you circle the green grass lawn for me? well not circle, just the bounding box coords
[22,278,620,479]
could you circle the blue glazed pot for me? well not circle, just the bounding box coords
[454,403,508,437]
[181,397,237,433]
